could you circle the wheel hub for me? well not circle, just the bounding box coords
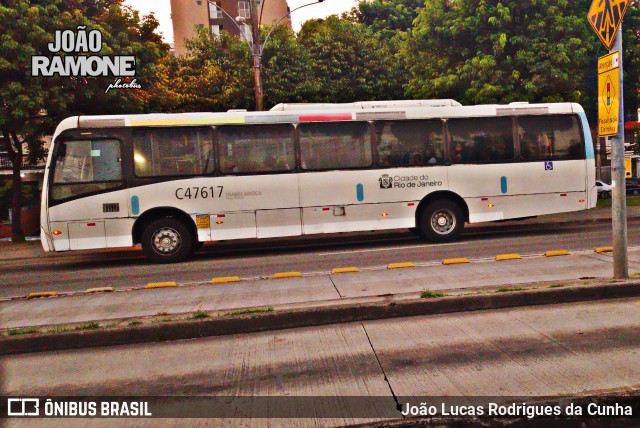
[431,209,456,235]
[153,228,181,254]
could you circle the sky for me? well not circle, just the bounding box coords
[123,0,360,44]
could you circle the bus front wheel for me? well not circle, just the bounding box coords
[419,200,464,243]
[141,217,193,263]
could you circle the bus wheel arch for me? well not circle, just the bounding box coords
[133,208,197,263]
[415,192,468,243]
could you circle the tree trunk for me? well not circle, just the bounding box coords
[4,130,25,243]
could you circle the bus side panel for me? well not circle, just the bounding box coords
[132,174,301,241]
[302,202,416,234]
[47,190,132,251]
[299,168,448,234]
[448,161,588,222]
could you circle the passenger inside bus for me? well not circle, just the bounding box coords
[451,142,464,163]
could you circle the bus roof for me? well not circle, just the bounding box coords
[269,99,462,111]
[52,101,585,138]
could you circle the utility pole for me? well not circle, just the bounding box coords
[610,26,629,279]
[251,0,264,111]
[587,1,631,279]
[208,0,323,111]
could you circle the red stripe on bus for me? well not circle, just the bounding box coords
[299,114,352,122]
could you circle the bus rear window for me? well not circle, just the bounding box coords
[133,127,214,177]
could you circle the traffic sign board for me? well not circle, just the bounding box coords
[587,0,630,50]
[597,51,620,137]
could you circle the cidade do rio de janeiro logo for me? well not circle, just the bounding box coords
[31,26,141,94]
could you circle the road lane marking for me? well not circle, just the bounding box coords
[317,241,468,256]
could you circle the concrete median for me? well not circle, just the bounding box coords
[3,279,640,356]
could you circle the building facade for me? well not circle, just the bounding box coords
[170,0,291,56]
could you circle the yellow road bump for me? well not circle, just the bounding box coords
[145,281,178,289]
[545,250,570,257]
[387,262,415,269]
[331,267,360,274]
[272,272,303,279]
[211,276,242,284]
[495,254,522,261]
[84,287,114,294]
[442,258,470,265]
[595,246,614,253]
[26,291,58,299]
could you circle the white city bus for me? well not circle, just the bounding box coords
[41,100,596,263]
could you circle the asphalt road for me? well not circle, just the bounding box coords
[1,218,639,297]
[3,297,640,426]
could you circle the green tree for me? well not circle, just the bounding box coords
[298,16,405,103]
[404,0,598,110]
[261,24,317,107]
[0,0,168,241]
[620,3,640,123]
[350,0,424,40]
[160,27,253,112]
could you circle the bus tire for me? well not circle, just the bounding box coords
[418,200,464,243]
[141,217,193,263]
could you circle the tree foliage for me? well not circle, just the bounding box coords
[350,0,424,40]
[155,27,253,112]
[298,16,405,103]
[404,0,599,110]
[0,0,169,241]
[261,24,317,107]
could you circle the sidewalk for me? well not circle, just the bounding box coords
[3,242,640,355]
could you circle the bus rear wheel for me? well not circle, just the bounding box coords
[418,200,464,243]
[141,217,193,264]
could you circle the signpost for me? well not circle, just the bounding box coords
[597,51,620,137]
[587,0,630,50]
[588,0,629,278]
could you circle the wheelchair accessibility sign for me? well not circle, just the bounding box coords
[545,161,554,171]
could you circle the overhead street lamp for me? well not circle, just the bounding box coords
[207,0,324,111]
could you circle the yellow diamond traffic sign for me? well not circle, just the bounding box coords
[587,0,630,50]
[597,51,620,137]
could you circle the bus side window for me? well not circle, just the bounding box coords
[218,124,295,174]
[299,122,372,170]
[448,117,513,163]
[517,116,584,160]
[375,120,444,167]
[133,127,213,177]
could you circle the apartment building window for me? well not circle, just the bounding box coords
[209,2,220,19]
[238,1,250,19]
[211,25,221,37]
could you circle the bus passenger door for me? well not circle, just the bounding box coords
[47,138,130,251]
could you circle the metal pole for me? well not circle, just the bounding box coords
[251,0,263,111]
[611,25,628,279]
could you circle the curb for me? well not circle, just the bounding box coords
[3,281,640,356]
